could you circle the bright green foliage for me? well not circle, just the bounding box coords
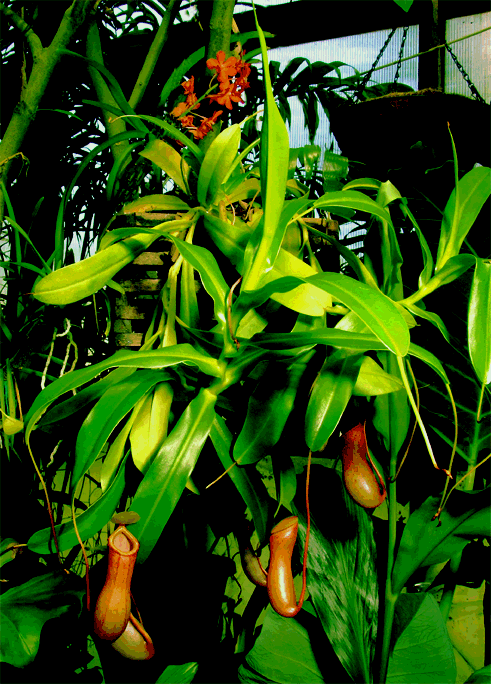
[468,258,491,385]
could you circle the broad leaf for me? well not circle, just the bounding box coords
[0,572,84,668]
[238,606,326,684]
[387,594,456,684]
[392,487,491,594]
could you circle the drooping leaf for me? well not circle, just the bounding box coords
[234,359,307,465]
[130,388,217,564]
[71,370,174,493]
[392,487,491,594]
[305,350,363,452]
[210,414,271,546]
[353,356,404,396]
[32,232,160,305]
[28,453,129,554]
[25,345,221,443]
[304,272,410,356]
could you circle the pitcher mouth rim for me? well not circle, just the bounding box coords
[108,525,140,556]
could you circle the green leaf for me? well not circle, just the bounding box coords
[436,166,491,270]
[305,350,363,451]
[399,200,434,289]
[32,232,159,305]
[233,360,306,465]
[156,662,199,684]
[241,9,290,291]
[464,665,491,683]
[119,194,190,214]
[0,572,84,667]
[28,452,129,554]
[405,253,476,306]
[304,272,410,356]
[393,0,413,10]
[25,346,222,446]
[139,139,189,193]
[72,369,166,493]
[402,302,451,344]
[126,113,204,163]
[387,594,456,684]
[295,468,378,683]
[392,487,491,594]
[38,367,136,428]
[130,388,217,564]
[313,189,393,225]
[408,342,449,385]
[169,236,228,331]
[353,355,404,396]
[468,258,491,385]
[238,605,326,684]
[197,125,241,207]
[210,415,270,546]
[273,453,297,515]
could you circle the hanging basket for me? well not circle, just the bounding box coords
[330,88,490,177]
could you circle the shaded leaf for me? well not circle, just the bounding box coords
[130,389,217,564]
[392,487,491,594]
[238,606,325,684]
[0,572,84,668]
[305,350,363,451]
[28,452,129,554]
[294,468,378,683]
[210,415,271,546]
[387,594,456,684]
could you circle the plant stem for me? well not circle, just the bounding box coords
[128,0,182,110]
[377,353,406,683]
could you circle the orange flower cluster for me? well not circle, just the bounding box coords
[170,50,251,140]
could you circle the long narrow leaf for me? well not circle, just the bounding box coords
[27,453,129,554]
[241,8,290,291]
[210,414,270,545]
[71,370,167,493]
[294,468,378,683]
[130,388,217,563]
[468,257,491,384]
